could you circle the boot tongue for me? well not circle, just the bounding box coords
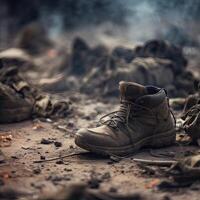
[119,81,148,102]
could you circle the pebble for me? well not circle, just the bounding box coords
[41,138,53,144]
[33,168,41,174]
[54,141,62,147]
[56,160,64,165]
[40,156,46,160]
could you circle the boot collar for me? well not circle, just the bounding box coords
[135,88,167,108]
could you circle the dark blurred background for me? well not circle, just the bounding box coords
[0,0,199,98]
[0,0,200,49]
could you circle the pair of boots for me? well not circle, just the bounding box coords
[75,81,176,156]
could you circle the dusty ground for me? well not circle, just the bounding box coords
[0,92,200,200]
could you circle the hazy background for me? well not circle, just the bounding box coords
[0,0,200,49]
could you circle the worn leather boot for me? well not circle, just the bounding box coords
[182,82,200,142]
[75,81,176,155]
[0,83,33,123]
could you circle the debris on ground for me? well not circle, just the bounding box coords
[182,82,200,143]
[0,188,19,200]
[0,150,6,163]
[16,23,53,55]
[40,183,169,200]
[0,65,71,123]
[0,134,13,147]
[0,33,199,200]
[134,40,188,72]
[48,38,198,98]
[156,154,200,189]
[0,48,34,70]
[40,138,54,145]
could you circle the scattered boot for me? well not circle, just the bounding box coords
[0,66,71,123]
[182,83,200,142]
[0,82,33,123]
[75,81,176,155]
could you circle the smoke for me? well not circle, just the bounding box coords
[124,1,162,43]
[47,0,200,47]
[122,0,200,45]
[0,0,200,48]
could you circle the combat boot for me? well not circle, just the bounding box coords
[75,81,176,155]
[0,83,33,123]
[182,82,200,142]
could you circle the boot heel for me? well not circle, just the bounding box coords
[150,131,176,148]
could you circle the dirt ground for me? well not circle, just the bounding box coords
[1,1,200,199]
[0,92,200,200]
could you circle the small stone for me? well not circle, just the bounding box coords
[162,195,171,200]
[67,122,74,128]
[64,168,72,172]
[88,177,100,189]
[31,182,35,187]
[11,156,18,159]
[64,162,69,165]
[33,168,41,174]
[107,161,114,165]
[109,187,117,193]
[54,141,62,147]
[0,178,4,186]
[46,118,53,123]
[56,160,64,165]
[41,138,53,145]
[102,172,111,180]
[40,156,45,160]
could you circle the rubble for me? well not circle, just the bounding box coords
[68,37,109,75]
[0,134,13,147]
[182,81,200,143]
[111,46,135,63]
[82,57,176,96]
[0,188,19,200]
[40,183,169,200]
[54,141,62,147]
[0,48,34,70]
[41,138,54,145]
[54,38,197,98]
[0,81,33,123]
[0,150,5,163]
[166,155,200,187]
[134,40,188,73]
[16,23,53,55]
[0,20,199,200]
[0,65,71,123]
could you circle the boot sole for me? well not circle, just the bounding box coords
[75,129,176,156]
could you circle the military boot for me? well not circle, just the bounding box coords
[0,83,33,123]
[75,81,176,155]
[182,82,200,142]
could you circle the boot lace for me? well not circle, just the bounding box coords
[99,100,152,128]
[183,104,200,125]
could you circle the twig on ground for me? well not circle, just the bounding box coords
[33,151,88,163]
[133,158,176,167]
